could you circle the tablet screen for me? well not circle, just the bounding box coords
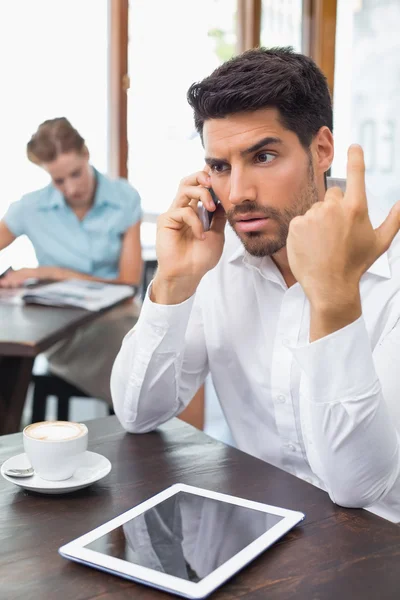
[85,491,283,582]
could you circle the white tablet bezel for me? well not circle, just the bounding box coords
[59,483,305,599]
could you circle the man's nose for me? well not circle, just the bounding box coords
[228,170,256,206]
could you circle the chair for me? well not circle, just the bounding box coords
[30,372,114,423]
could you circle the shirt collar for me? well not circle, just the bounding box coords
[227,245,287,286]
[227,225,391,281]
[38,167,120,210]
[93,168,121,208]
[41,186,64,210]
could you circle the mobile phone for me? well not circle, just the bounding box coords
[198,187,220,231]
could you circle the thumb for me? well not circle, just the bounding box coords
[375,200,400,255]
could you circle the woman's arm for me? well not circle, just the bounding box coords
[116,221,143,285]
[0,222,143,288]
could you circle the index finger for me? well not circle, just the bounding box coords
[172,170,213,210]
[180,170,211,189]
[345,144,367,206]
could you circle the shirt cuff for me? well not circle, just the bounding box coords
[288,316,379,403]
[135,282,196,353]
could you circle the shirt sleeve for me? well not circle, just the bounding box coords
[289,316,400,523]
[110,283,209,433]
[3,199,26,237]
[118,179,142,228]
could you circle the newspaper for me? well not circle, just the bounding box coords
[0,279,136,311]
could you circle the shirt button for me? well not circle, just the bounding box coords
[277,394,286,404]
[285,443,296,452]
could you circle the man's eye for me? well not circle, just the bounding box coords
[256,152,275,164]
[211,164,229,173]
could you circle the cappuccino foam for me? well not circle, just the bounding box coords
[25,421,86,442]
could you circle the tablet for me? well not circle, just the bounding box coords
[59,483,305,599]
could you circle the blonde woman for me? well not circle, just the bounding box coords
[0,117,142,404]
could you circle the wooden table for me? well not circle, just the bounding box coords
[0,416,399,600]
[0,302,127,435]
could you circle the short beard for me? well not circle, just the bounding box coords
[227,162,319,258]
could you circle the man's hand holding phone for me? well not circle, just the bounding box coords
[151,170,226,305]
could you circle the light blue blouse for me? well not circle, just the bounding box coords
[4,168,142,279]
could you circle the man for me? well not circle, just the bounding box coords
[111,48,400,522]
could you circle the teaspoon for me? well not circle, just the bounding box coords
[4,467,35,478]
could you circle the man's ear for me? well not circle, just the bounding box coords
[312,126,334,175]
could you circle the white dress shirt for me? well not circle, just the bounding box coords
[111,212,400,523]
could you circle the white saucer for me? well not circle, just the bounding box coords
[1,451,112,494]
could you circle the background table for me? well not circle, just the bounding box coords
[0,416,399,600]
[0,301,129,435]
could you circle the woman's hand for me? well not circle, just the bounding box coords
[0,266,61,288]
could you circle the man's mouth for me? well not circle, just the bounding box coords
[234,214,270,233]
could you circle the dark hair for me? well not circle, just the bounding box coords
[27,117,86,165]
[187,47,332,148]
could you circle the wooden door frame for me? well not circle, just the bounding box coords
[111,1,338,178]
[302,0,338,97]
[237,0,262,53]
[109,0,129,178]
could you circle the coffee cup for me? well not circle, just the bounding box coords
[23,420,88,481]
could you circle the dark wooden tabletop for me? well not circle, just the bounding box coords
[1,417,399,600]
[0,302,126,357]
[0,297,134,435]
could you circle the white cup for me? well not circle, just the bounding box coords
[23,421,88,481]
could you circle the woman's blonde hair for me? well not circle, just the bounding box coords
[27,117,86,165]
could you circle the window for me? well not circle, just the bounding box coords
[0,0,108,268]
[260,0,303,51]
[332,0,400,210]
[127,0,237,216]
